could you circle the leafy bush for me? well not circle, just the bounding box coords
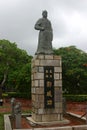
[4,92,31,99]
[0,114,4,130]
[2,93,8,98]
[64,94,87,102]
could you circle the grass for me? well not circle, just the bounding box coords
[0,113,4,130]
[23,109,32,114]
[0,107,31,130]
[0,111,31,130]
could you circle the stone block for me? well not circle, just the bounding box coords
[36,88,44,94]
[34,59,40,66]
[32,55,38,61]
[34,80,39,87]
[45,55,53,59]
[54,73,60,79]
[44,108,55,114]
[54,80,62,86]
[72,125,87,130]
[39,95,44,101]
[55,108,63,113]
[58,80,62,86]
[55,102,62,108]
[36,102,44,108]
[31,88,36,94]
[55,87,62,92]
[55,94,62,102]
[37,54,45,59]
[53,55,61,60]
[31,60,34,67]
[42,114,58,122]
[40,59,61,66]
[40,60,51,66]
[54,88,62,102]
[54,80,62,87]
[32,114,42,122]
[32,94,35,101]
[38,108,44,114]
[32,94,38,102]
[32,107,36,113]
[58,113,63,120]
[32,80,34,87]
[59,73,62,79]
[54,67,62,73]
[38,67,44,72]
[33,102,39,109]
[33,67,39,73]
[39,80,44,87]
[31,74,33,80]
[54,80,58,86]
[35,108,38,113]
[34,73,44,79]
[53,60,61,66]
[60,60,62,66]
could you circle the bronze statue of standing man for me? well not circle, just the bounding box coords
[34,10,53,55]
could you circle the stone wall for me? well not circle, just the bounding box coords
[31,55,63,122]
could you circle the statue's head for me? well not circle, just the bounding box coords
[42,10,48,18]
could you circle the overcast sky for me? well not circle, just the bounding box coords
[0,0,87,55]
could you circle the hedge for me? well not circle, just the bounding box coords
[3,93,87,102]
[3,92,31,99]
[64,94,87,102]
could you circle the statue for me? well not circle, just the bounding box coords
[14,102,21,114]
[11,98,16,117]
[34,10,53,55]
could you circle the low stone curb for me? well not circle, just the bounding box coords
[4,113,87,130]
[4,114,12,130]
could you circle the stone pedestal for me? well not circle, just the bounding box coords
[31,54,63,122]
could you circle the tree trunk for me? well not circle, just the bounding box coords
[0,86,2,99]
[0,70,8,99]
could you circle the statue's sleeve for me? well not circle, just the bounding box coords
[34,19,43,31]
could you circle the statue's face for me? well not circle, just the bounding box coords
[42,11,47,18]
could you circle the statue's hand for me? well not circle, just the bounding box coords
[41,27,45,31]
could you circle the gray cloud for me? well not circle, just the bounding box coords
[0,0,87,55]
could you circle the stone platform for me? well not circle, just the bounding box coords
[27,116,69,126]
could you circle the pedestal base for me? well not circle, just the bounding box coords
[27,116,70,126]
[31,55,63,122]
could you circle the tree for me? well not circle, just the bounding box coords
[53,46,87,94]
[0,39,32,98]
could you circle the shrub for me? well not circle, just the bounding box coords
[4,92,31,99]
[63,94,87,102]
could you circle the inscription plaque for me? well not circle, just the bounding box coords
[44,66,54,108]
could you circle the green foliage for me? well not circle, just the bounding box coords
[6,92,31,99]
[2,93,8,99]
[64,94,87,102]
[54,46,87,94]
[0,114,4,130]
[1,39,87,98]
[15,63,31,93]
[0,39,32,98]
